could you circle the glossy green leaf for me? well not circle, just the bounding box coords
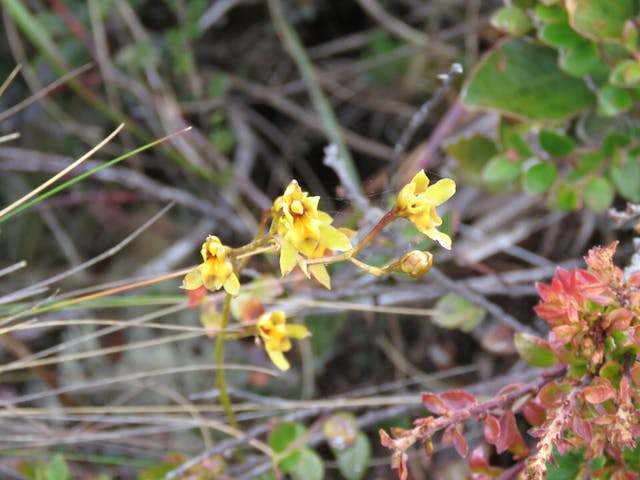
[482,155,521,184]
[598,84,633,116]
[539,22,584,48]
[559,41,601,76]
[539,130,576,157]
[523,162,558,194]
[535,5,568,23]
[547,447,585,480]
[576,150,605,174]
[555,183,580,210]
[610,157,640,202]
[268,422,306,453]
[434,293,485,332]
[334,432,371,480]
[499,121,532,158]
[583,176,615,212]
[491,7,532,36]
[568,0,636,42]
[514,333,558,367]
[610,60,640,88]
[290,449,324,480]
[462,38,595,120]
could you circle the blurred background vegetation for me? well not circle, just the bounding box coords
[1,0,639,479]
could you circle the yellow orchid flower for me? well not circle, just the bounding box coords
[256,310,310,371]
[395,170,456,249]
[182,235,240,296]
[272,180,352,277]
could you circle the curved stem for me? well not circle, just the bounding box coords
[215,292,238,429]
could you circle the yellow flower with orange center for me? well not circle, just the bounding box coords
[256,311,310,371]
[395,170,456,249]
[182,235,240,296]
[272,180,352,278]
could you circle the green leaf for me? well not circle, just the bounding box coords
[523,162,558,194]
[45,455,70,480]
[583,176,615,212]
[535,5,568,23]
[499,121,532,158]
[334,432,371,480]
[290,448,324,480]
[462,38,595,120]
[623,441,640,471]
[539,130,576,157]
[323,412,359,450]
[555,183,580,210]
[598,84,633,116]
[568,0,636,42]
[547,447,585,480]
[539,22,584,48]
[514,333,558,367]
[445,135,497,187]
[610,59,640,87]
[482,155,521,184]
[559,41,601,76]
[576,150,605,174]
[434,293,485,332]
[490,7,532,36]
[610,157,640,202]
[268,422,307,453]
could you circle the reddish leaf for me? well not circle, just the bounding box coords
[603,307,633,331]
[523,399,546,427]
[495,410,517,454]
[480,325,516,354]
[468,445,490,473]
[538,381,571,408]
[422,393,449,415]
[442,424,468,457]
[397,452,408,480]
[379,429,394,448]
[630,365,640,387]
[483,415,500,445]
[572,415,592,442]
[440,390,478,411]
[582,384,616,404]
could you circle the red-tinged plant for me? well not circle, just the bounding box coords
[380,241,640,479]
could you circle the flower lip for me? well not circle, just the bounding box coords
[395,170,456,250]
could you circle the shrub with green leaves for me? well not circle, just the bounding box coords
[448,0,640,211]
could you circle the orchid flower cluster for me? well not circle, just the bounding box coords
[380,241,640,480]
[182,170,456,371]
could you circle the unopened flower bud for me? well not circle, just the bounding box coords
[400,250,433,278]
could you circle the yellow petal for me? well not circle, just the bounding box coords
[280,240,298,276]
[319,224,352,251]
[425,178,456,206]
[286,324,311,339]
[309,264,331,289]
[266,348,290,371]
[182,267,203,290]
[411,170,430,192]
[223,273,241,296]
[423,227,452,250]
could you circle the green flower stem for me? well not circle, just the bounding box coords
[215,292,238,430]
[349,257,399,276]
